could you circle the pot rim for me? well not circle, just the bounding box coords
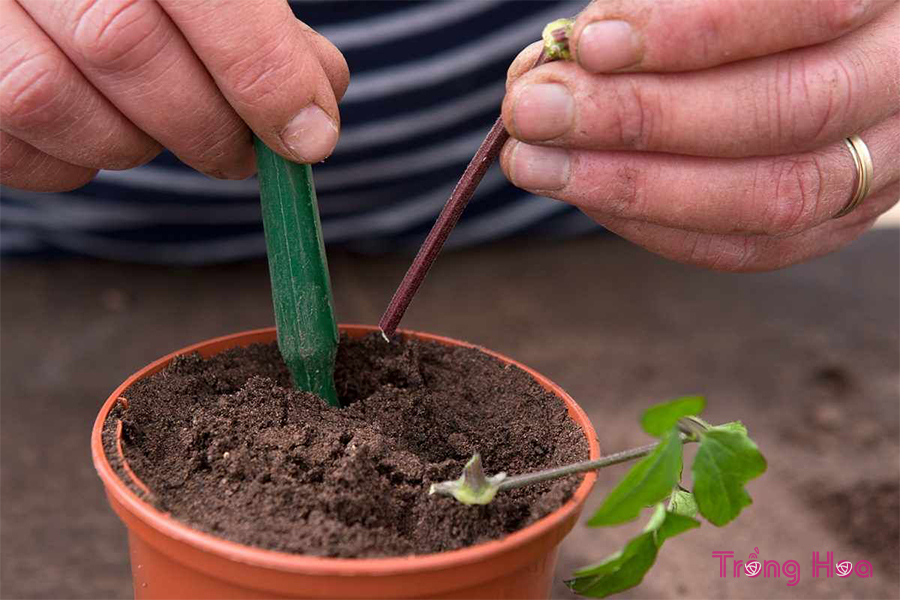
[91,325,600,577]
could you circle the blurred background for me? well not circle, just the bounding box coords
[1,215,897,599]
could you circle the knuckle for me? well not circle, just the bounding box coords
[609,80,661,150]
[799,57,856,146]
[72,0,162,70]
[223,34,297,104]
[770,53,856,150]
[761,156,826,234]
[0,50,66,128]
[604,164,646,218]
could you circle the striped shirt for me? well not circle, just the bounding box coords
[1,0,598,263]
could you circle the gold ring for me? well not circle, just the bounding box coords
[834,134,874,218]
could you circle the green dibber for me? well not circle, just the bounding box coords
[254,136,340,407]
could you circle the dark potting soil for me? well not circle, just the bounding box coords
[105,333,589,558]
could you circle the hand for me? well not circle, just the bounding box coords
[501,0,899,271]
[0,0,348,192]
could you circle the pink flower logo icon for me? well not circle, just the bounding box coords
[744,561,762,577]
[836,561,853,577]
[744,547,762,577]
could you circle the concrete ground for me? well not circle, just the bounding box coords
[1,230,898,599]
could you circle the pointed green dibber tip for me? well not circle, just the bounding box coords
[254,136,340,407]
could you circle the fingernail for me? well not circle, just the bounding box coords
[512,83,574,141]
[281,105,338,163]
[578,20,641,73]
[508,142,570,190]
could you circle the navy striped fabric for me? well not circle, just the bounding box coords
[1,0,599,263]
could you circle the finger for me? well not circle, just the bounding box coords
[1,131,97,192]
[507,41,544,88]
[501,113,899,236]
[503,7,898,157]
[295,23,350,102]
[0,0,158,170]
[21,0,255,180]
[159,0,346,164]
[570,0,892,74]
[589,185,896,272]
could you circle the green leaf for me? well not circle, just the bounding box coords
[715,421,747,435]
[692,426,767,526]
[642,502,668,533]
[570,506,699,597]
[568,531,659,597]
[642,502,701,544]
[640,396,706,437]
[668,489,699,519]
[588,431,683,526]
[656,510,700,544]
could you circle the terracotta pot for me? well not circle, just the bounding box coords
[92,326,600,599]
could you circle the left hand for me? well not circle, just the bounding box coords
[500,0,899,271]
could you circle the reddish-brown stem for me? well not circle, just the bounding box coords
[379,50,552,338]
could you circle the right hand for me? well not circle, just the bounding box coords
[0,0,348,192]
[500,0,898,272]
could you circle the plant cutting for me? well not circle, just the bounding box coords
[430,395,767,598]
